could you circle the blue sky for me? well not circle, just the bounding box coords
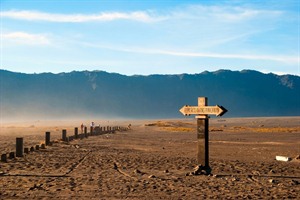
[0,0,299,75]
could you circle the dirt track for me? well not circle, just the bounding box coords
[0,117,299,199]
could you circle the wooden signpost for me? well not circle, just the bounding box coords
[179,97,227,174]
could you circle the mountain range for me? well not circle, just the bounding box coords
[0,69,299,120]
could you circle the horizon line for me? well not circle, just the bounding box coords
[0,68,298,77]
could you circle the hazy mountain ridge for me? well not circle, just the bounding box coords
[0,69,299,120]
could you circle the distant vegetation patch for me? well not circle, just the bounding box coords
[145,121,172,127]
[144,121,194,132]
[210,128,224,132]
[161,127,194,132]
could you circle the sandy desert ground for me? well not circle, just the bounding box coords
[0,117,299,199]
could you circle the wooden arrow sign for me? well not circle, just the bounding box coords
[179,105,227,116]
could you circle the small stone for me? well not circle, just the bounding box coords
[269,179,274,183]
[252,170,260,175]
[213,174,220,178]
[276,156,291,162]
[193,165,203,171]
[165,169,169,173]
[134,169,141,174]
[201,170,208,175]
[192,165,203,175]
[231,177,239,181]
[113,163,118,169]
[148,175,156,178]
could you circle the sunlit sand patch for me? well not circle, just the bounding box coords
[212,141,297,145]
[253,127,300,133]
[230,126,300,133]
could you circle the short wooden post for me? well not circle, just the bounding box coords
[24,147,29,154]
[75,127,78,139]
[62,129,67,141]
[45,132,51,146]
[16,137,24,157]
[84,126,88,138]
[41,144,46,149]
[1,154,7,162]
[30,146,35,152]
[35,145,40,150]
[90,126,93,136]
[9,152,15,159]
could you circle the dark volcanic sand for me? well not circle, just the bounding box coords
[0,117,299,199]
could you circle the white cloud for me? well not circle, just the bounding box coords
[2,32,50,45]
[79,42,298,65]
[168,4,282,22]
[153,50,298,64]
[0,10,165,23]
[0,5,282,23]
[206,6,282,22]
[152,50,297,65]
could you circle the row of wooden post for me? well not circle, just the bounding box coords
[62,126,125,142]
[1,125,128,162]
[1,137,47,162]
